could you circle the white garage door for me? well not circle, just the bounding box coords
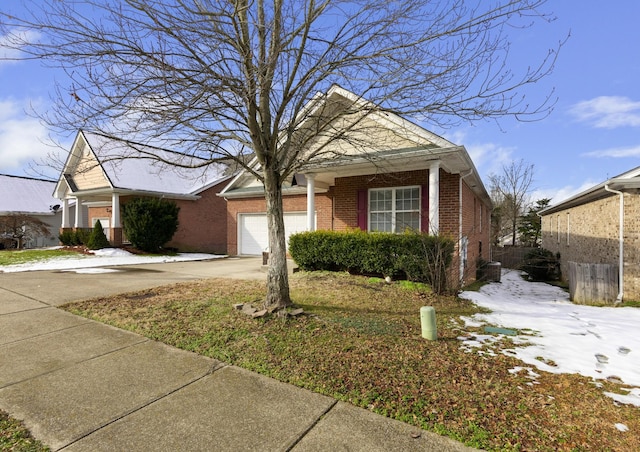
[239,212,311,255]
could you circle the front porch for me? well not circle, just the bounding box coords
[59,193,124,246]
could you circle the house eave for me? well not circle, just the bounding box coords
[539,179,638,216]
[64,187,200,201]
[219,185,329,199]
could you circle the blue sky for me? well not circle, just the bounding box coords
[1,1,640,207]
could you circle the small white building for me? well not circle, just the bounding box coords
[0,174,74,249]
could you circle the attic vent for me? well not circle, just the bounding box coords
[64,173,79,192]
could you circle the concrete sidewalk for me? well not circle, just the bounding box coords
[0,257,477,451]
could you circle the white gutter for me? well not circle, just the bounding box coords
[604,184,624,304]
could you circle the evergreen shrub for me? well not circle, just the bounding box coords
[122,198,180,252]
[87,220,111,250]
[522,248,559,281]
[73,229,91,246]
[58,230,74,246]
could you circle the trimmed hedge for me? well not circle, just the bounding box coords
[59,229,91,246]
[289,230,454,291]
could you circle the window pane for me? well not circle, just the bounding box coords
[395,212,420,233]
[396,187,419,211]
[371,212,392,232]
[370,189,392,212]
[370,187,420,233]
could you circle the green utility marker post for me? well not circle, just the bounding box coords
[420,306,437,340]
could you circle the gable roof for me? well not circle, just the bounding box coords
[221,85,491,206]
[539,166,640,216]
[0,174,60,215]
[54,131,229,199]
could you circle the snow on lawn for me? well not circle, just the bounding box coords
[0,248,224,273]
[459,269,640,408]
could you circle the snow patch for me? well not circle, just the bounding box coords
[0,249,225,273]
[460,269,640,407]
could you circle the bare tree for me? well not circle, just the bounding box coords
[489,159,535,246]
[0,214,51,249]
[0,0,563,309]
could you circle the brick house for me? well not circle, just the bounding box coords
[539,166,640,302]
[220,86,492,283]
[53,131,231,253]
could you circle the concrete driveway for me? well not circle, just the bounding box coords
[0,256,266,307]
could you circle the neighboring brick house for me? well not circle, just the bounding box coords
[0,174,75,248]
[53,131,231,253]
[220,86,492,283]
[539,166,640,302]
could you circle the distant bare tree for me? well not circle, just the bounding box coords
[489,159,535,246]
[0,0,563,309]
[0,214,51,249]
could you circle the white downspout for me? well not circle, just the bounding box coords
[458,169,473,281]
[604,184,624,304]
[428,162,440,234]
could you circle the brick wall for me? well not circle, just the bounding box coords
[166,179,229,253]
[88,206,110,224]
[541,192,640,301]
[86,180,229,253]
[334,169,436,230]
[436,172,492,284]
[439,171,459,237]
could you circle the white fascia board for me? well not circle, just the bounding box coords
[53,131,87,198]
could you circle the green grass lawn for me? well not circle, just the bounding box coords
[0,249,81,266]
[0,411,49,452]
[62,272,640,451]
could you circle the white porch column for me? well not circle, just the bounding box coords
[111,193,121,227]
[306,174,316,231]
[428,162,440,234]
[61,198,70,228]
[74,197,84,228]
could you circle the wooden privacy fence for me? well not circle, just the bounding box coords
[568,262,618,305]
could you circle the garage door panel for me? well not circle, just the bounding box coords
[239,212,312,255]
[239,214,269,256]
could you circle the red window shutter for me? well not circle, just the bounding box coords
[357,189,367,231]
[421,184,429,233]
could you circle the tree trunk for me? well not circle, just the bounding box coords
[263,168,292,309]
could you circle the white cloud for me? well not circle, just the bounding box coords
[0,99,58,176]
[569,96,640,128]
[531,180,599,206]
[582,144,640,158]
[465,141,515,179]
[0,30,41,64]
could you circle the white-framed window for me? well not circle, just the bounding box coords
[369,186,421,233]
